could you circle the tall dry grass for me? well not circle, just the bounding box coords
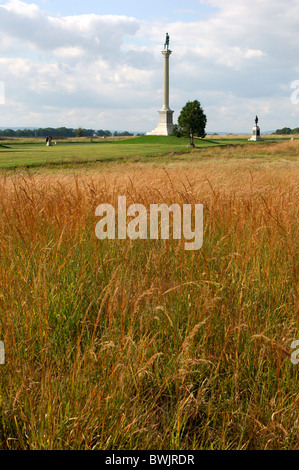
[0,156,298,450]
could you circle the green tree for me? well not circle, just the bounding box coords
[172,124,182,138]
[174,100,207,146]
[281,127,292,134]
[75,127,84,137]
[83,129,95,137]
[1,129,15,137]
[276,127,292,135]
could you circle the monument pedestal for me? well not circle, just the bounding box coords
[248,125,263,141]
[46,135,53,146]
[147,49,174,136]
[147,109,174,136]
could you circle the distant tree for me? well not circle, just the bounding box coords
[75,127,84,137]
[21,129,34,137]
[113,131,133,137]
[174,100,207,146]
[83,129,95,137]
[2,129,15,137]
[172,124,182,138]
[281,127,292,134]
[120,131,133,136]
[35,128,48,137]
[276,127,292,135]
[55,127,75,137]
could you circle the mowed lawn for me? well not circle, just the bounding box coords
[0,135,281,169]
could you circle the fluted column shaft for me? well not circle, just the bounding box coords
[162,50,171,110]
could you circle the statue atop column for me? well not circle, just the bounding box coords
[255,115,258,125]
[164,32,170,51]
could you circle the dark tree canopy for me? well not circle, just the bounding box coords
[275,127,296,135]
[0,127,131,138]
[173,100,207,146]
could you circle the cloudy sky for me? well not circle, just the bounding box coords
[0,0,299,133]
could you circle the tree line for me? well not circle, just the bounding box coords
[274,127,299,135]
[0,127,136,138]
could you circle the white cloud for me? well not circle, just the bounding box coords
[0,81,5,104]
[244,49,265,60]
[0,1,139,58]
[2,0,41,18]
[0,0,299,132]
[53,46,85,59]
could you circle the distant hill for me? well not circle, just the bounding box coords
[207,130,275,135]
[0,127,38,130]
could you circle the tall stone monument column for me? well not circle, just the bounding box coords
[147,34,174,136]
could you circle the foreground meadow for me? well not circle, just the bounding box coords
[0,141,298,450]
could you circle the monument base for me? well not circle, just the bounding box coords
[248,125,263,141]
[147,109,174,136]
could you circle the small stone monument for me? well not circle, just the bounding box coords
[248,116,263,141]
[46,135,53,146]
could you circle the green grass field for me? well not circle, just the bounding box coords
[0,136,298,450]
[0,135,290,170]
